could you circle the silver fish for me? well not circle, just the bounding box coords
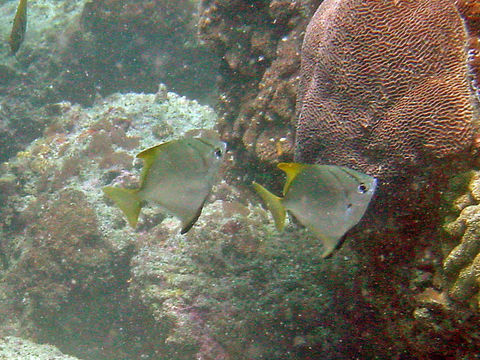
[253,162,376,257]
[103,135,226,233]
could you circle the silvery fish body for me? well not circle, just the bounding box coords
[103,135,226,233]
[253,163,376,257]
[138,137,226,231]
[282,164,376,255]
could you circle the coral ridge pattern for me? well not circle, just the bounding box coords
[295,0,477,181]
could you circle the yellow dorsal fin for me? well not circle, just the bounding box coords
[277,162,308,196]
[136,142,171,159]
[136,142,171,184]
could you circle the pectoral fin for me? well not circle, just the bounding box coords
[180,200,206,234]
[316,233,343,258]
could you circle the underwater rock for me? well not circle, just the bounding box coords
[0,336,80,360]
[0,0,218,163]
[198,0,322,173]
[128,180,398,359]
[1,188,120,352]
[0,87,218,359]
[0,0,85,162]
[295,0,477,183]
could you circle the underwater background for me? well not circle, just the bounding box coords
[0,0,480,359]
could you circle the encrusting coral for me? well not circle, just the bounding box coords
[443,171,480,308]
[198,0,322,171]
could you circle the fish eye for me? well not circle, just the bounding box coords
[357,183,368,194]
[214,148,223,158]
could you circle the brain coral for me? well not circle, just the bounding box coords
[295,0,478,181]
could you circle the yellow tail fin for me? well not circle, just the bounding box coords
[252,182,286,231]
[103,186,141,228]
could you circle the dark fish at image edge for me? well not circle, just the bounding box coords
[8,0,27,54]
